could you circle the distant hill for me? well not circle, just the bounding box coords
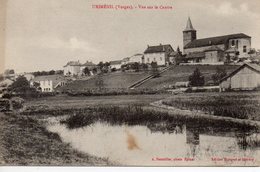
[61,71,151,91]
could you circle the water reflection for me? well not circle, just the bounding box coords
[47,117,260,166]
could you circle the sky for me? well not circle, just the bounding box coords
[4,0,260,73]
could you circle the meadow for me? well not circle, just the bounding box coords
[162,91,260,120]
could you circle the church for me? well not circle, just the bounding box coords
[183,17,251,64]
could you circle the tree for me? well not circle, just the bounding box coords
[131,62,139,72]
[212,67,227,85]
[49,70,56,75]
[9,76,37,97]
[151,61,160,77]
[92,68,97,74]
[0,74,3,82]
[189,68,205,86]
[83,67,90,76]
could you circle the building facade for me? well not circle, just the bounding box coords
[63,61,96,76]
[183,17,251,64]
[129,54,144,64]
[219,63,260,91]
[143,44,174,66]
[109,60,122,70]
[31,75,67,92]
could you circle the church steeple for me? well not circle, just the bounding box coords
[183,17,197,48]
[184,17,195,31]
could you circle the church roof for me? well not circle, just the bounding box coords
[186,52,205,59]
[204,45,224,52]
[183,17,196,32]
[184,33,251,49]
[144,44,174,54]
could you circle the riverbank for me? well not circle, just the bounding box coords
[0,112,113,165]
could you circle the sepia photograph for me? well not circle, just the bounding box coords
[0,0,260,167]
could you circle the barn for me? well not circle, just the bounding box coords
[219,63,260,91]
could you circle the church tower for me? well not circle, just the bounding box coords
[183,17,197,48]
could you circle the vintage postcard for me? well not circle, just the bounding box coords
[0,0,260,167]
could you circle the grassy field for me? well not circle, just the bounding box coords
[24,94,171,110]
[60,65,239,91]
[61,71,151,91]
[138,65,239,89]
[0,112,112,165]
[162,91,260,120]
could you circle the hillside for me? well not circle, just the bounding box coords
[62,71,151,91]
[137,65,240,89]
[61,65,240,91]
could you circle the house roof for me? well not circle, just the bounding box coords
[122,57,130,62]
[220,63,260,83]
[81,61,96,66]
[64,61,81,67]
[184,33,251,49]
[144,44,174,54]
[110,60,122,65]
[186,52,205,59]
[32,75,67,88]
[225,47,239,53]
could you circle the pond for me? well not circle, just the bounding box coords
[47,117,260,166]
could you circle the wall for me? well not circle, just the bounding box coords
[183,31,197,47]
[64,65,81,75]
[144,52,166,66]
[129,56,143,63]
[228,38,251,59]
[39,80,53,92]
[204,51,224,63]
[220,67,260,91]
[230,67,260,89]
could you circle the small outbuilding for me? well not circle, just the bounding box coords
[219,63,260,91]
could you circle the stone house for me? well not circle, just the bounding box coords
[31,75,67,92]
[109,60,122,70]
[129,54,144,64]
[63,61,96,76]
[143,44,174,66]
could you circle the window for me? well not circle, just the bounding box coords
[147,58,150,63]
[236,40,239,48]
[231,40,235,46]
[160,57,162,61]
[243,46,247,53]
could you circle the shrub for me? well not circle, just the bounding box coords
[189,68,205,86]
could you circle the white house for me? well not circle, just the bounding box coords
[143,44,174,66]
[63,61,81,76]
[63,60,96,76]
[109,60,122,70]
[219,63,260,92]
[129,54,144,64]
[31,75,67,92]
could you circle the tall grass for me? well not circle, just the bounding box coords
[162,93,260,120]
[60,105,258,131]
